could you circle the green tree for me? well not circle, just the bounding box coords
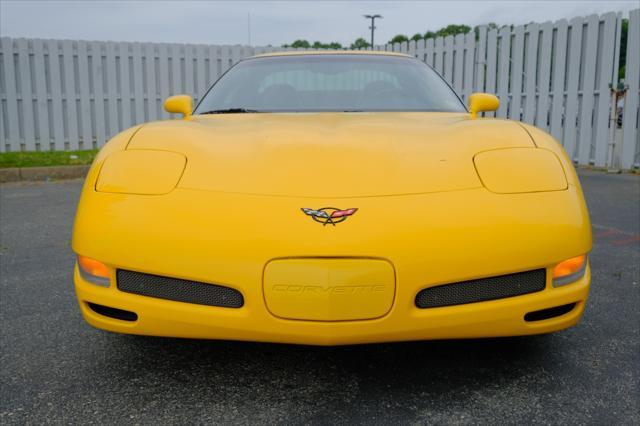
[283,21,507,51]
[284,40,342,49]
[436,24,471,37]
[421,25,472,41]
[424,30,436,40]
[350,37,370,49]
[290,39,310,48]
[311,41,343,49]
[389,34,410,44]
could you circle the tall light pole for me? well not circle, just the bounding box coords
[363,14,382,48]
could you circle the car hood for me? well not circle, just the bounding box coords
[128,112,534,198]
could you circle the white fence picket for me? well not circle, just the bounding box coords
[400,41,408,57]
[77,40,93,149]
[32,39,50,149]
[408,40,416,58]
[416,38,425,63]
[16,38,36,150]
[171,44,182,101]
[484,29,498,117]
[563,17,585,160]
[593,13,619,166]
[535,22,554,130]
[549,20,569,143]
[184,44,195,103]
[47,39,65,150]
[90,41,106,147]
[621,9,640,168]
[434,36,444,76]
[443,35,454,84]
[105,41,119,138]
[576,15,600,165]
[510,25,526,121]
[496,26,511,118]
[158,43,171,119]
[195,44,207,104]
[144,43,158,121]
[452,34,464,96]
[522,23,539,124]
[1,38,20,151]
[475,26,487,93]
[118,42,132,130]
[61,40,79,150]
[132,42,145,126]
[425,38,434,67]
[462,32,474,102]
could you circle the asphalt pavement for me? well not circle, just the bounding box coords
[1,170,638,424]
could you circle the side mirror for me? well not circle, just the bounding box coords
[164,95,193,118]
[468,93,499,119]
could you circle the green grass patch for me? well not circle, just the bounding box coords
[0,149,99,168]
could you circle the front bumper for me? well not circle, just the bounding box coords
[75,263,590,345]
[73,183,592,345]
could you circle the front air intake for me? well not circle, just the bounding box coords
[415,269,546,308]
[524,303,576,322]
[87,302,138,322]
[117,270,244,308]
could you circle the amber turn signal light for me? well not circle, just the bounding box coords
[553,255,587,287]
[77,255,110,287]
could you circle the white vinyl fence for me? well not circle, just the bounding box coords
[1,9,638,168]
[621,9,640,170]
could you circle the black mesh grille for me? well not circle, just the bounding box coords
[117,270,243,308]
[415,269,546,308]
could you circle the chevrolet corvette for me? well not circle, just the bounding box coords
[72,51,591,345]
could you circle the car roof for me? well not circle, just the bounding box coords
[249,50,412,59]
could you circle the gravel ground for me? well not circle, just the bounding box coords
[1,169,638,424]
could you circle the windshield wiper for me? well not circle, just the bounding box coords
[200,108,260,114]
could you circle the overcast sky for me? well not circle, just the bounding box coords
[1,0,637,46]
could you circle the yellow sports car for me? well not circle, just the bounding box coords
[72,51,591,345]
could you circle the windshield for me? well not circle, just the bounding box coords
[194,54,466,113]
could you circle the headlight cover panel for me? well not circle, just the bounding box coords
[96,150,186,195]
[473,148,568,194]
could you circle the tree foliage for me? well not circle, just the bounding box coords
[388,24,472,44]
[283,22,505,50]
[389,34,410,44]
[283,39,310,48]
[313,41,343,49]
[424,31,436,40]
[435,24,472,37]
[349,38,370,49]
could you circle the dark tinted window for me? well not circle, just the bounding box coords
[195,54,465,113]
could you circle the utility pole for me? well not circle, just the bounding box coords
[363,14,382,48]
